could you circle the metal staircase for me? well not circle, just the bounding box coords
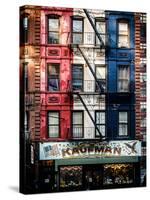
[68,9,108,140]
[83,9,105,49]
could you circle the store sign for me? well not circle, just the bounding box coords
[39,140,141,160]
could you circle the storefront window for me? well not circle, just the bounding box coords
[103,164,134,185]
[60,166,82,189]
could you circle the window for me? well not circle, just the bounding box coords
[48,16,59,44]
[118,65,129,92]
[48,112,59,138]
[140,102,146,112]
[118,112,128,136]
[141,23,146,38]
[141,117,146,128]
[24,111,29,139]
[140,73,146,82]
[118,20,129,48]
[72,111,83,138]
[72,18,83,44]
[72,65,83,91]
[103,164,134,185]
[95,111,106,137]
[23,63,28,92]
[60,166,83,189]
[47,64,60,91]
[95,19,106,45]
[20,16,28,43]
[96,65,106,92]
[141,88,146,97]
[24,111,29,132]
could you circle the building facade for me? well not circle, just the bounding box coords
[20,6,146,194]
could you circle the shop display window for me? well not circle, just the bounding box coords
[60,166,82,189]
[103,164,134,185]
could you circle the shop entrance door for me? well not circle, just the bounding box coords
[84,165,103,190]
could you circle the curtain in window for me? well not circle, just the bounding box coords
[118,22,129,48]
[72,65,83,91]
[118,66,129,92]
[119,112,128,136]
[72,112,83,138]
[48,112,59,137]
[48,64,59,91]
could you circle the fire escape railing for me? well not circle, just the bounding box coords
[67,9,108,140]
[67,80,105,140]
[77,45,105,94]
[83,9,105,49]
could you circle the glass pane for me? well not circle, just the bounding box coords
[96,34,105,45]
[73,125,83,138]
[118,66,129,79]
[119,22,128,34]
[23,17,28,28]
[73,19,83,32]
[119,112,127,123]
[96,125,105,136]
[95,80,106,92]
[48,64,59,75]
[72,66,83,79]
[103,164,134,185]
[72,65,83,90]
[49,112,59,124]
[48,79,59,91]
[118,80,129,92]
[49,18,59,31]
[48,32,59,44]
[73,112,83,124]
[72,80,83,91]
[118,35,129,47]
[73,33,83,44]
[96,65,106,79]
[119,124,128,136]
[96,112,105,124]
[60,166,83,188]
[96,21,105,33]
[49,126,59,137]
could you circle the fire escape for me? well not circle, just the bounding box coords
[68,9,107,141]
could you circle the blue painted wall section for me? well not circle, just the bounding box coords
[105,11,135,140]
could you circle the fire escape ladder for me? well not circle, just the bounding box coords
[83,9,105,49]
[74,92,103,140]
[77,45,104,94]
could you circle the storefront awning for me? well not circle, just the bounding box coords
[55,156,139,171]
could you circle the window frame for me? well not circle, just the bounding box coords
[95,110,106,138]
[72,64,84,91]
[95,18,106,46]
[47,63,60,92]
[141,117,146,128]
[24,111,29,132]
[20,15,29,44]
[48,111,60,138]
[118,19,130,48]
[117,65,130,93]
[72,111,84,138]
[47,15,60,44]
[95,64,107,92]
[23,62,28,92]
[118,111,129,137]
[140,102,146,112]
[72,17,84,44]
